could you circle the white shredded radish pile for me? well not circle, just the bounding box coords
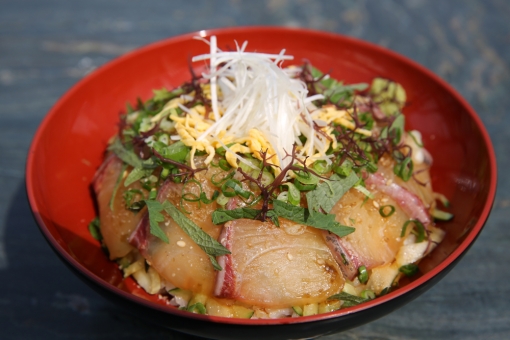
[192,36,330,169]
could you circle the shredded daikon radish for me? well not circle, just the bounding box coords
[192,36,328,169]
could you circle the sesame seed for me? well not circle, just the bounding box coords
[287,253,294,261]
[177,240,186,247]
[373,200,380,208]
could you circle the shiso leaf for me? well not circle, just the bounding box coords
[328,292,369,306]
[162,201,230,270]
[272,200,354,238]
[144,199,169,243]
[306,172,359,215]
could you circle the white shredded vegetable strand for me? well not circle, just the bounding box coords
[191,36,335,169]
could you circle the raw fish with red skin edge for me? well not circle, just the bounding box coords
[128,166,223,295]
[92,154,144,259]
[365,173,431,226]
[323,183,413,277]
[215,218,344,308]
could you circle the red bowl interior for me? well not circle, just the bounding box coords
[26,27,497,328]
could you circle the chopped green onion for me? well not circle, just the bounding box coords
[393,157,413,181]
[366,161,378,173]
[284,182,301,206]
[158,133,169,145]
[360,290,375,300]
[221,179,252,199]
[292,306,303,316]
[243,195,262,208]
[215,193,229,206]
[148,188,157,200]
[293,180,316,191]
[435,193,450,207]
[187,302,207,314]
[294,169,319,185]
[408,130,424,148]
[211,170,235,186]
[379,287,391,296]
[160,167,170,179]
[182,193,200,202]
[399,264,419,277]
[312,160,331,174]
[215,143,235,156]
[333,159,353,177]
[432,208,454,221]
[200,190,219,204]
[401,219,426,242]
[358,265,369,284]
[170,168,181,183]
[379,205,396,217]
[218,159,231,171]
[276,191,288,202]
[354,184,374,199]
[88,217,102,241]
[123,189,144,209]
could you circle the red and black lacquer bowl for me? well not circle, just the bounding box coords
[26,27,497,339]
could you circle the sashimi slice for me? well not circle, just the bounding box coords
[215,219,344,308]
[324,188,411,278]
[365,172,431,226]
[372,155,435,224]
[128,177,222,295]
[92,154,144,259]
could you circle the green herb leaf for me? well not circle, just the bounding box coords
[144,199,169,243]
[152,87,183,102]
[211,208,261,225]
[152,141,189,162]
[124,167,153,187]
[108,138,143,168]
[306,172,358,215]
[324,82,368,105]
[162,201,230,270]
[328,292,369,306]
[272,200,355,238]
[108,138,157,169]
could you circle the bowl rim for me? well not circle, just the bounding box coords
[26,25,498,326]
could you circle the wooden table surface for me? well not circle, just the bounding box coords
[1,0,509,339]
